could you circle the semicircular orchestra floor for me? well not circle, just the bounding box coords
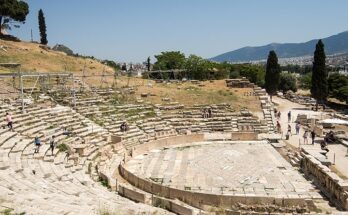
[125,141,321,199]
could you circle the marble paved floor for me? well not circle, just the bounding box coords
[125,141,321,199]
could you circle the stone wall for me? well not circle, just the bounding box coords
[118,135,313,211]
[301,152,348,210]
[130,134,204,158]
[152,196,200,215]
[231,132,258,140]
[120,162,307,211]
[118,184,151,204]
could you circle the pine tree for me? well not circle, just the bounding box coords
[265,50,281,100]
[0,0,29,35]
[38,9,48,45]
[311,40,327,109]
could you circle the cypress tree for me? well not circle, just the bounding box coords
[38,9,48,45]
[311,40,327,109]
[147,57,151,71]
[265,50,281,100]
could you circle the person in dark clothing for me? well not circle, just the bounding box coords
[287,111,291,123]
[311,131,315,144]
[49,135,56,156]
[287,124,291,136]
[208,108,212,118]
[320,140,329,157]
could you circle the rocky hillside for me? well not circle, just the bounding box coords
[0,39,113,74]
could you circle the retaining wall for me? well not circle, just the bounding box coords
[301,152,348,210]
[131,134,204,157]
[120,135,309,210]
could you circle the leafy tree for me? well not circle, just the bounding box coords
[153,51,185,70]
[336,86,348,104]
[185,55,210,80]
[38,9,47,45]
[229,70,240,79]
[299,72,312,89]
[279,73,297,93]
[230,64,265,86]
[265,50,281,99]
[328,73,348,103]
[0,0,29,35]
[311,40,328,108]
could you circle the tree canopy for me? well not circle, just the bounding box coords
[311,40,328,103]
[265,50,281,97]
[328,73,348,103]
[0,0,29,34]
[38,9,48,45]
[148,51,229,80]
[279,73,297,93]
[153,51,186,70]
[231,64,265,87]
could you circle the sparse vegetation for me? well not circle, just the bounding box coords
[57,143,68,152]
[1,208,25,215]
[99,176,110,189]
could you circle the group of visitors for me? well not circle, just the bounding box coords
[302,130,316,145]
[202,108,212,118]
[34,135,56,155]
[120,122,129,132]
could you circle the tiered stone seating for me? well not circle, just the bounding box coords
[136,117,177,142]
[0,101,169,214]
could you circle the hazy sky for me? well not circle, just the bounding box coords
[10,0,348,62]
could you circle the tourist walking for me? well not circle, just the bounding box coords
[303,131,308,144]
[277,111,281,120]
[34,137,41,153]
[295,123,300,135]
[311,131,315,145]
[49,135,56,156]
[287,111,291,123]
[5,113,14,131]
[276,121,281,133]
[287,124,291,136]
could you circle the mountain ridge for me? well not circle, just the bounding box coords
[211,31,348,62]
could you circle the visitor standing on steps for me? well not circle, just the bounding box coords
[276,121,281,134]
[311,131,316,145]
[5,113,14,131]
[287,124,292,136]
[295,123,300,135]
[303,130,308,144]
[49,135,56,156]
[34,136,41,153]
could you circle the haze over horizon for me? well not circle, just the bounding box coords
[10,0,348,63]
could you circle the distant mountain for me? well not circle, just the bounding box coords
[211,31,348,62]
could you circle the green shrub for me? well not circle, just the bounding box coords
[57,143,68,152]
